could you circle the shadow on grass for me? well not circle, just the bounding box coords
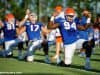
[34,59,44,63]
[22,73,62,75]
[35,53,45,56]
[93,53,100,56]
[34,59,57,66]
[70,64,100,73]
[12,56,18,59]
[91,58,100,62]
[50,63,100,73]
[11,57,100,73]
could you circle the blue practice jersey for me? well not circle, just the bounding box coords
[55,18,78,45]
[25,21,43,41]
[77,16,89,40]
[3,21,17,41]
[87,27,94,40]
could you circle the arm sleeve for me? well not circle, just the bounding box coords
[54,18,63,24]
[80,16,87,26]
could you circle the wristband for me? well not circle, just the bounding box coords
[87,18,91,23]
[50,16,55,21]
[25,15,28,19]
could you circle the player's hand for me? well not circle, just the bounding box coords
[26,9,30,15]
[88,12,92,18]
[52,12,58,17]
[24,9,30,19]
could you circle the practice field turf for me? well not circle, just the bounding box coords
[0,46,100,75]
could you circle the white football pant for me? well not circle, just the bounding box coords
[64,42,76,65]
[5,39,21,55]
[26,39,43,56]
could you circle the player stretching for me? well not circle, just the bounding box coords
[21,11,50,63]
[0,10,29,58]
[50,5,64,64]
[48,8,78,66]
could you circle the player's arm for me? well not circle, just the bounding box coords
[16,26,26,35]
[0,20,4,28]
[47,21,59,29]
[77,23,91,30]
[77,12,92,30]
[77,17,92,30]
[41,25,51,34]
[47,12,59,29]
[19,9,30,27]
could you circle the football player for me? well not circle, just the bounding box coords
[76,10,92,57]
[0,9,30,58]
[48,7,78,66]
[21,11,50,63]
[76,10,94,70]
[50,5,64,64]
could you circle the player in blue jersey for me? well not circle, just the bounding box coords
[0,14,20,57]
[48,8,78,66]
[76,10,94,70]
[20,12,50,63]
[0,9,30,58]
[76,10,92,56]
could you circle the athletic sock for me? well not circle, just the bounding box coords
[57,56,61,64]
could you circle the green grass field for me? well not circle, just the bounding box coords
[0,46,100,75]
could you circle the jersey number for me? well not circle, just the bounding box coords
[64,22,76,30]
[30,25,39,31]
[7,24,15,30]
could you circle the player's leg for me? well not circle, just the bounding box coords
[84,47,92,70]
[55,42,61,64]
[84,39,95,70]
[18,42,24,60]
[53,37,61,59]
[64,42,76,66]
[52,36,62,64]
[76,39,86,57]
[4,40,15,57]
[42,40,51,64]
[4,39,21,57]
[26,40,43,62]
